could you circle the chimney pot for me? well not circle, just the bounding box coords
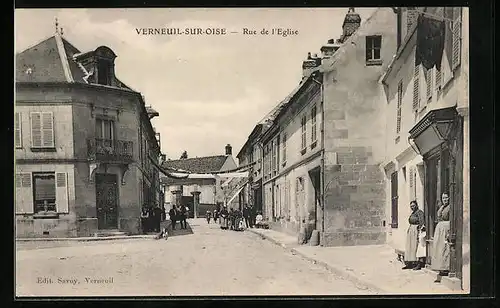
[307,52,312,59]
[327,38,334,44]
[225,144,232,155]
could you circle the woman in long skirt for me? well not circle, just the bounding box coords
[403,200,425,270]
[432,192,451,282]
[219,206,229,230]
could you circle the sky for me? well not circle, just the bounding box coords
[15,8,376,160]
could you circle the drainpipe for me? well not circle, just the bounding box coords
[311,72,325,235]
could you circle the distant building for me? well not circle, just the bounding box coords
[381,7,469,291]
[15,26,161,237]
[161,145,237,217]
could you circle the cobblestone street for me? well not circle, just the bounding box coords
[16,219,376,297]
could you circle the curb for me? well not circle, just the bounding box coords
[16,235,157,242]
[248,229,385,294]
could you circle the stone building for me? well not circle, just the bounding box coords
[15,27,161,237]
[380,7,469,291]
[319,7,397,246]
[238,8,397,246]
[161,145,237,217]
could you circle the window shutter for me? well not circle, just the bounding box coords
[15,112,22,148]
[396,81,402,134]
[409,167,415,201]
[413,64,420,110]
[16,173,34,214]
[30,112,42,147]
[435,66,442,91]
[451,8,462,71]
[56,172,69,213]
[41,112,55,147]
[426,67,433,100]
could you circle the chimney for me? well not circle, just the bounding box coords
[225,144,232,155]
[302,52,321,78]
[320,38,342,59]
[340,7,361,43]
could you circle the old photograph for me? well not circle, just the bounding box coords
[14,7,470,297]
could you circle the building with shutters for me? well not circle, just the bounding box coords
[380,7,469,291]
[15,25,161,238]
[160,145,237,218]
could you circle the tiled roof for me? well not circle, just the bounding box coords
[16,34,131,90]
[162,155,229,174]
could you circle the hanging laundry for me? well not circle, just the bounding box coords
[415,15,446,70]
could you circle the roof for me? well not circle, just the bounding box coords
[161,155,229,174]
[15,33,131,90]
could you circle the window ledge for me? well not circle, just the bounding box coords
[33,212,59,219]
[366,59,383,66]
[390,223,398,228]
[310,140,318,150]
[31,147,56,152]
[300,148,307,156]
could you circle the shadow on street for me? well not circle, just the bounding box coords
[167,221,194,237]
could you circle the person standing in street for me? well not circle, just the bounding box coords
[402,200,425,270]
[249,205,256,228]
[169,207,178,230]
[153,205,163,233]
[432,192,451,283]
[141,206,150,233]
[180,205,188,229]
[206,210,212,224]
[243,205,250,228]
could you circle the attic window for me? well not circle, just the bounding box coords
[97,59,112,86]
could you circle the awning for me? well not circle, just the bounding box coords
[225,182,247,206]
[408,106,458,156]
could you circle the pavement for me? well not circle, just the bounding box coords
[15,218,379,297]
[247,227,467,295]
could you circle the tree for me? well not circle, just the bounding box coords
[180,151,188,159]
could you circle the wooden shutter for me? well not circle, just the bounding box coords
[56,172,69,213]
[426,67,433,99]
[41,112,54,147]
[15,112,22,148]
[409,167,415,201]
[396,81,402,134]
[30,112,42,147]
[390,171,398,228]
[451,7,462,71]
[435,66,442,91]
[413,64,420,110]
[16,173,34,214]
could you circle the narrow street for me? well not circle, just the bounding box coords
[16,219,375,297]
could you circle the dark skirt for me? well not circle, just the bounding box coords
[405,224,419,262]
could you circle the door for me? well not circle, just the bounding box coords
[96,173,118,229]
[309,168,321,229]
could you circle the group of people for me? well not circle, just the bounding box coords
[206,204,268,231]
[403,192,451,283]
[168,205,189,230]
[141,205,165,233]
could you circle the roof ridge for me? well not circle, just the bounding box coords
[54,33,73,82]
[166,154,227,162]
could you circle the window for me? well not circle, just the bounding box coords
[33,173,56,213]
[413,64,420,110]
[276,135,280,171]
[97,59,112,85]
[301,115,307,152]
[426,67,433,101]
[30,112,54,148]
[271,140,277,175]
[96,118,115,150]
[366,35,382,63]
[15,112,22,148]
[396,81,403,134]
[311,105,317,144]
[282,132,287,164]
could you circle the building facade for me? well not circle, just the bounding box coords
[381,7,469,291]
[15,29,161,237]
[161,145,237,217]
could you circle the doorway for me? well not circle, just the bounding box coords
[309,168,321,229]
[96,173,119,230]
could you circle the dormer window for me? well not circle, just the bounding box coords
[97,59,112,85]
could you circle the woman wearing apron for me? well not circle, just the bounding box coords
[432,192,451,282]
[402,200,425,269]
